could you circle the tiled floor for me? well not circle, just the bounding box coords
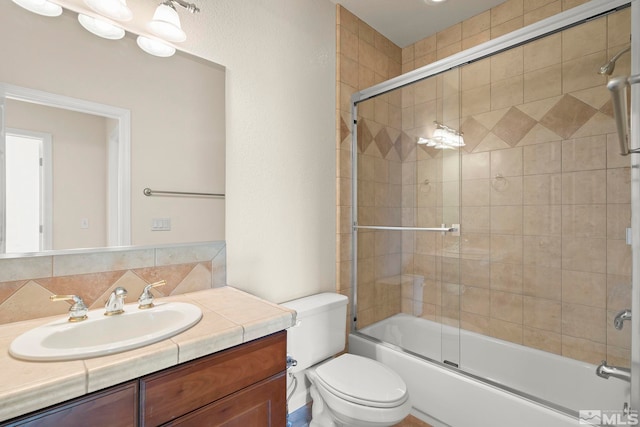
[288,404,432,427]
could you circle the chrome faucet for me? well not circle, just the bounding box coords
[614,309,632,330]
[138,280,166,309]
[104,287,127,316]
[50,294,88,322]
[596,361,631,382]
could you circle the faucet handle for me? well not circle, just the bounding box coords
[138,280,166,309]
[50,294,88,322]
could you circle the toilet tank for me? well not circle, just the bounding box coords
[281,293,348,372]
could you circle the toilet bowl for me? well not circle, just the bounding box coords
[282,293,411,427]
[307,354,411,427]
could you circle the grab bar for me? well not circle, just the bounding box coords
[354,225,457,232]
[143,188,225,198]
[607,74,640,156]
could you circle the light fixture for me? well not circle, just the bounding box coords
[11,0,62,17]
[147,1,186,43]
[84,0,132,21]
[424,0,448,4]
[78,14,125,40]
[417,122,464,149]
[136,36,176,58]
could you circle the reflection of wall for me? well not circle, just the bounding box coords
[0,1,225,247]
[5,100,107,250]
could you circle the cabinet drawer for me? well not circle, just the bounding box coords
[2,381,138,427]
[140,331,286,427]
[163,372,286,426]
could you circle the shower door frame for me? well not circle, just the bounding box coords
[350,0,639,413]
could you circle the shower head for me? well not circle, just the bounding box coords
[598,45,631,76]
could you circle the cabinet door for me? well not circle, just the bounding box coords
[141,331,286,426]
[2,381,138,427]
[163,372,286,427]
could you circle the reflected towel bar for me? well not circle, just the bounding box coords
[143,188,225,198]
[607,74,640,155]
[354,225,457,232]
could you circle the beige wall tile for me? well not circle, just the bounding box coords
[491,206,523,235]
[460,259,491,288]
[462,30,491,50]
[462,85,491,117]
[562,0,590,11]
[337,5,358,33]
[562,135,607,172]
[607,168,631,204]
[607,239,632,277]
[339,25,359,59]
[607,133,631,169]
[607,203,631,240]
[414,34,436,58]
[461,285,491,316]
[491,147,523,177]
[489,317,523,344]
[562,51,608,94]
[491,0,523,27]
[524,65,562,103]
[523,326,562,354]
[524,0,557,14]
[523,265,561,300]
[462,179,490,206]
[491,75,523,111]
[561,169,606,204]
[562,237,606,274]
[491,176,523,206]
[562,335,605,365]
[437,23,462,50]
[462,207,491,234]
[491,16,524,39]
[523,205,561,236]
[562,303,606,343]
[462,11,491,38]
[491,234,523,264]
[461,311,490,334]
[491,290,523,323]
[490,262,523,293]
[562,270,606,308]
[523,33,562,73]
[608,8,631,49]
[523,296,561,332]
[562,18,606,62]
[461,233,491,261]
[491,47,523,82]
[523,141,561,175]
[523,235,561,268]
[523,174,562,205]
[524,1,561,26]
[562,204,606,239]
[607,345,630,369]
[462,152,491,180]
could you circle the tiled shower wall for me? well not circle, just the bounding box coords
[337,0,633,366]
[0,241,226,324]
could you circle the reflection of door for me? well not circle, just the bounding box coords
[4,130,52,253]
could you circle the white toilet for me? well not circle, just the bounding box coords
[283,293,411,427]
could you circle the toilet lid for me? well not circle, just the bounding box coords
[315,354,408,408]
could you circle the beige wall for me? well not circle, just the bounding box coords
[338,0,633,367]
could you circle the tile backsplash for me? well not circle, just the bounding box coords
[0,241,226,324]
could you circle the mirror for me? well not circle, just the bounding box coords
[0,1,226,255]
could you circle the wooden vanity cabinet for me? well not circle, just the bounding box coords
[2,331,287,427]
[1,381,138,427]
[140,330,287,426]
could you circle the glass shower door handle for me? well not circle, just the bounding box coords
[353,225,459,232]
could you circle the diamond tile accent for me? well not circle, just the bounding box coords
[461,116,489,153]
[600,99,614,118]
[357,119,373,153]
[395,131,416,161]
[539,94,597,139]
[492,107,537,146]
[375,127,394,158]
[340,114,351,145]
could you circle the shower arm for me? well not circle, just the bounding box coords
[607,74,640,156]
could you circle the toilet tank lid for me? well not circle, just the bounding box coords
[281,293,347,318]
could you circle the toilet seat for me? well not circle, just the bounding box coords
[314,354,409,408]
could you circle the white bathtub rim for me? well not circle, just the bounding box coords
[349,330,580,421]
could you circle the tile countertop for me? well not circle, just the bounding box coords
[0,286,296,422]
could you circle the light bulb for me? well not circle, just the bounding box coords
[78,14,125,40]
[136,36,176,57]
[84,0,132,21]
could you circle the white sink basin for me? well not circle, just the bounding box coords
[9,302,202,361]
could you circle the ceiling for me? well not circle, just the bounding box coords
[330,0,508,48]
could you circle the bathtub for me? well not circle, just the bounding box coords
[349,313,630,427]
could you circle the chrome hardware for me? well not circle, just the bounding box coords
[614,309,632,330]
[596,360,631,382]
[50,294,88,322]
[286,355,298,370]
[104,287,127,316]
[138,280,166,309]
